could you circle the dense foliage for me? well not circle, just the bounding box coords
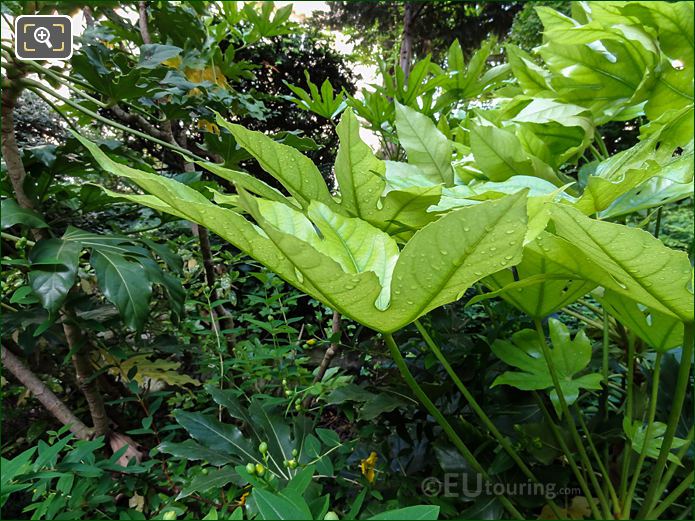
[1,2,693,520]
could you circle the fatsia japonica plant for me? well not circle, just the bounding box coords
[69,1,693,519]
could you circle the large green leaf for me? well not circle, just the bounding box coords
[483,243,596,318]
[172,410,260,465]
[371,185,442,238]
[599,290,683,353]
[176,467,241,500]
[367,505,440,520]
[75,134,312,300]
[79,133,528,333]
[505,44,551,95]
[492,318,603,414]
[574,119,689,214]
[136,44,182,69]
[1,199,48,229]
[305,201,399,310]
[469,122,560,185]
[29,239,81,315]
[542,205,693,322]
[385,191,528,327]
[395,102,454,186]
[623,419,687,463]
[536,6,658,122]
[157,440,235,466]
[334,109,386,219]
[598,141,694,218]
[199,160,294,207]
[252,488,313,520]
[90,250,152,331]
[214,114,340,212]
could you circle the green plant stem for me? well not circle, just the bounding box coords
[30,87,81,133]
[637,323,694,518]
[648,472,694,519]
[595,131,610,158]
[589,143,606,161]
[1,231,36,246]
[623,352,663,518]
[600,309,612,503]
[654,206,663,238]
[22,80,206,162]
[619,332,637,500]
[533,318,612,518]
[561,307,613,334]
[384,333,523,520]
[575,407,620,514]
[534,393,603,520]
[414,320,564,518]
[653,426,694,502]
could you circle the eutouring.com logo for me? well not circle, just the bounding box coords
[421,474,581,500]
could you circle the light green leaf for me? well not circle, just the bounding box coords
[254,197,400,308]
[542,205,693,322]
[599,143,694,218]
[387,191,528,327]
[492,318,603,414]
[199,160,294,207]
[469,122,560,185]
[395,102,454,186]
[623,419,687,463]
[505,44,551,95]
[214,114,340,212]
[483,243,596,318]
[75,133,312,298]
[307,201,399,310]
[334,109,386,218]
[371,185,442,238]
[599,290,683,353]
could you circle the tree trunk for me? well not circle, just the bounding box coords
[399,3,415,78]
[63,317,111,436]
[2,344,93,439]
[2,72,110,436]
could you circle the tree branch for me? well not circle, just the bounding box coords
[62,313,111,436]
[2,344,93,440]
[138,1,152,45]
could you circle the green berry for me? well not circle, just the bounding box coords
[255,463,265,476]
[282,379,288,386]
[285,389,292,397]
[201,468,209,475]
[288,459,297,469]
[246,462,256,475]
[291,448,298,457]
[259,441,268,454]
[324,512,340,521]
[295,402,302,411]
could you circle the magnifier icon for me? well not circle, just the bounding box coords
[34,27,52,48]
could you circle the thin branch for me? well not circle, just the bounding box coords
[138,2,152,44]
[2,344,93,440]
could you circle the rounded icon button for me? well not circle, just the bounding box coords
[14,15,73,60]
